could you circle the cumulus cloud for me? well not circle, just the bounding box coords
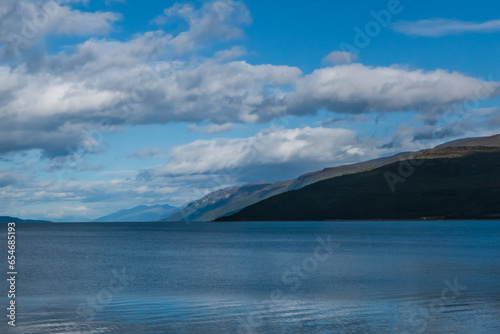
[153,0,251,54]
[0,50,302,155]
[151,126,391,178]
[214,46,247,61]
[392,18,500,37]
[286,64,500,117]
[1,1,499,160]
[0,0,121,55]
[322,51,358,65]
[1,48,499,157]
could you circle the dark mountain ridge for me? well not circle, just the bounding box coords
[167,134,500,222]
[217,135,500,221]
[163,154,407,222]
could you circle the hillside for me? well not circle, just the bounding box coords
[162,154,407,222]
[166,134,500,222]
[217,146,500,221]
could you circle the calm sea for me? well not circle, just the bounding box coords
[1,221,499,333]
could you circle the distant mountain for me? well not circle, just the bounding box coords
[162,154,409,222]
[0,216,51,223]
[93,204,180,222]
[218,134,500,221]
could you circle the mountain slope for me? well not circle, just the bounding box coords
[217,147,500,221]
[163,154,408,222]
[93,204,179,222]
[168,134,500,222]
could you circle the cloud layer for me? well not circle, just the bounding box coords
[2,52,499,157]
[0,0,120,56]
[152,126,391,178]
[287,64,500,117]
[154,0,251,54]
[1,1,499,159]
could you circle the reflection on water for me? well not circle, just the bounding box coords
[1,221,499,333]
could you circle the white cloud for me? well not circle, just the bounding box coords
[323,51,358,65]
[392,18,500,37]
[154,0,251,54]
[214,46,246,61]
[0,40,301,155]
[153,126,391,177]
[0,174,182,221]
[0,3,499,158]
[1,50,499,157]
[51,6,120,36]
[49,30,173,73]
[0,0,121,55]
[286,64,500,116]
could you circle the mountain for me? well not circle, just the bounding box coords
[163,154,409,222]
[0,216,51,223]
[217,134,500,221]
[93,204,180,222]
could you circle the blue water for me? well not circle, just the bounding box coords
[1,221,499,333]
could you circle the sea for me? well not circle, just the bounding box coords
[1,221,499,333]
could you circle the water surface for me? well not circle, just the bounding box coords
[1,221,499,333]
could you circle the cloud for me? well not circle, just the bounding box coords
[392,18,500,37]
[1,49,499,157]
[0,170,27,187]
[42,161,105,173]
[411,125,466,141]
[153,0,251,54]
[0,3,499,159]
[286,64,500,117]
[481,107,500,128]
[0,3,274,156]
[214,46,246,61]
[384,114,500,151]
[0,173,184,221]
[50,7,121,36]
[0,0,121,56]
[0,51,302,156]
[187,123,236,135]
[322,51,358,65]
[151,126,392,179]
[45,30,173,73]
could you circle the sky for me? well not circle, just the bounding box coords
[1,0,500,221]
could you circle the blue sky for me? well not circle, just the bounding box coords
[1,0,500,221]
